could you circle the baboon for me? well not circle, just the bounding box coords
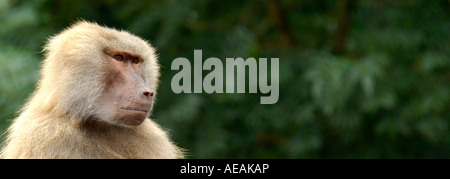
[0,21,184,159]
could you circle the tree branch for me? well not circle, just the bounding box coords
[266,0,294,49]
[332,0,356,55]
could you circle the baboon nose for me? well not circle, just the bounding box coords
[143,91,154,97]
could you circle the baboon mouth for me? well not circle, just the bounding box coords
[121,107,148,113]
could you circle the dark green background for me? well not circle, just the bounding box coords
[0,0,449,158]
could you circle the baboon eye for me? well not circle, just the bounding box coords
[132,57,139,64]
[114,54,124,62]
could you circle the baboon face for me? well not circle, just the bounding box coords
[98,50,154,127]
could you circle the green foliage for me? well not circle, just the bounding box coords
[0,0,449,158]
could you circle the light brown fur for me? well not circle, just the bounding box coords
[0,21,184,159]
